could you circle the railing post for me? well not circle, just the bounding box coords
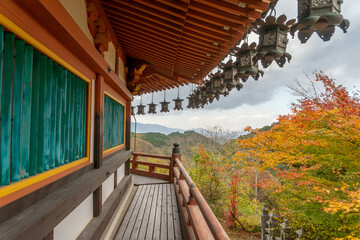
[269,213,281,240]
[132,154,138,170]
[171,143,181,183]
[261,205,270,240]
[281,219,293,240]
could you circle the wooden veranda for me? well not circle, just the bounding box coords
[109,145,230,240]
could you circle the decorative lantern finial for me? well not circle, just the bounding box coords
[290,0,350,43]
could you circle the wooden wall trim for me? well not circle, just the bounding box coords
[0,150,131,240]
[77,175,132,240]
[0,163,93,224]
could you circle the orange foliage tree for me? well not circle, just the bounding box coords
[235,72,360,239]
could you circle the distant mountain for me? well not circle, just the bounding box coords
[131,122,185,135]
[130,131,221,164]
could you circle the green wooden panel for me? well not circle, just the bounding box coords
[110,99,117,147]
[42,58,53,171]
[107,96,112,149]
[79,81,85,158]
[69,74,75,162]
[61,69,71,164]
[49,62,58,169]
[74,77,80,160]
[0,32,15,185]
[11,39,25,182]
[54,65,62,167]
[0,26,3,116]
[103,96,107,150]
[65,70,71,164]
[103,95,124,151]
[20,45,33,179]
[37,54,47,174]
[60,69,70,164]
[120,104,124,144]
[29,50,40,176]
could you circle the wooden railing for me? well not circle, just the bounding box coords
[131,143,230,240]
[130,152,172,181]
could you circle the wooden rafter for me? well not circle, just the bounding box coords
[98,0,272,95]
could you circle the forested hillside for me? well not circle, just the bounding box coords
[130,131,221,166]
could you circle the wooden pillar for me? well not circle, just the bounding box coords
[171,143,181,183]
[125,101,131,175]
[94,74,104,169]
[93,74,104,217]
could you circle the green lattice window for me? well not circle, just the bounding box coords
[103,94,124,150]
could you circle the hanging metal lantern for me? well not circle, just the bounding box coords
[290,0,350,43]
[137,103,145,115]
[131,106,135,115]
[173,87,184,111]
[205,80,215,98]
[148,103,157,114]
[187,94,195,109]
[222,59,238,91]
[252,14,295,68]
[160,91,170,112]
[137,95,146,115]
[173,98,183,110]
[147,93,157,114]
[210,71,226,95]
[195,88,203,108]
[160,101,170,112]
[234,42,264,82]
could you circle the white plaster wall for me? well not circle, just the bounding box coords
[54,194,93,240]
[117,164,125,185]
[102,173,114,204]
[117,57,126,84]
[90,79,95,163]
[103,42,116,71]
[59,0,94,44]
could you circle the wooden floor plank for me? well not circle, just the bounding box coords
[160,184,168,240]
[166,184,175,240]
[170,184,182,240]
[115,186,145,240]
[115,184,182,240]
[115,186,143,239]
[121,185,148,240]
[130,185,151,239]
[133,174,170,185]
[137,185,155,239]
[152,184,163,240]
[145,184,160,240]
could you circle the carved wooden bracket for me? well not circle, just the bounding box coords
[86,0,111,55]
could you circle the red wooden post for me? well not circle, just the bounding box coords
[149,165,156,173]
[171,143,181,183]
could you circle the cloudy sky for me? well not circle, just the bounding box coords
[132,0,360,132]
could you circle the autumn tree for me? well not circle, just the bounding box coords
[235,72,360,239]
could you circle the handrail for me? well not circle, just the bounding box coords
[132,152,172,160]
[175,158,230,240]
[130,152,172,181]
